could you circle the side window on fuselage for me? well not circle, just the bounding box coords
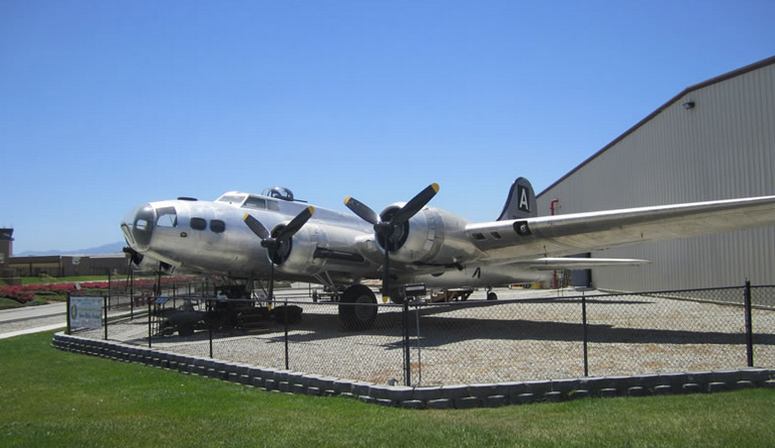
[210,219,226,233]
[190,217,207,230]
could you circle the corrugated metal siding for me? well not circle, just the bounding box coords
[537,62,775,290]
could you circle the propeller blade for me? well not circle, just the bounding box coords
[390,183,439,225]
[243,213,270,240]
[344,196,380,225]
[275,206,315,240]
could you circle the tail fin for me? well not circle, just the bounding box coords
[497,177,537,221]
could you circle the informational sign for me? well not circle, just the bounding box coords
[69,296,103,330]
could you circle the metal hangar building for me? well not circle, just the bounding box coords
[536,56,775,291]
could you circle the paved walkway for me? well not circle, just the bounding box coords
[0,323,66,340]
[0,303,66,323]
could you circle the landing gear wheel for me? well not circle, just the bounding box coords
[487,291,498,301]
[339,284,378,331]
[178,323,194,337]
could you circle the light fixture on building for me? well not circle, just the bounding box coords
[682,101,696,110]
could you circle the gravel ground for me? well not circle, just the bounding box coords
[77,287,775,386]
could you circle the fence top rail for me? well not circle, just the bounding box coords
[106,284,774,309]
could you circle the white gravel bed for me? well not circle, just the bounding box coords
[76,287,775,386]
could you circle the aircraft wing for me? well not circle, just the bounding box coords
[466,195,775,262]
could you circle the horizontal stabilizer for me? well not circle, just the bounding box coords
[511,257,650,271]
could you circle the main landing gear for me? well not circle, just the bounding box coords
[338,284,378,330]
[486,288,498,301]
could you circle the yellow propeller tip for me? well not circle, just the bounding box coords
[242,213,250,221]
[343,196,351,205]
[308,205,316,214]
[431,183,440,193]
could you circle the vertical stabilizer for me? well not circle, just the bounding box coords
[497,177,537,221]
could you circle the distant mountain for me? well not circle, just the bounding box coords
[16,241,125,257]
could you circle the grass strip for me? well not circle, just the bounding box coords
[0,332,773,447]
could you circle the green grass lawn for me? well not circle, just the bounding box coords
[1,332,774,447]
[0,297,25,310]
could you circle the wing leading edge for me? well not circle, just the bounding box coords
[466,195,775,262]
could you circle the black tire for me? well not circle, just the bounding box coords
[487,291,498,301]
[270,305,304,324]
[339,284,378,331]
[178,323,194,337]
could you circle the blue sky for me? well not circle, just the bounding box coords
[1,0,774,253]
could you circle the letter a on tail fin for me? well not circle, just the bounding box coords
[497,177,537,221]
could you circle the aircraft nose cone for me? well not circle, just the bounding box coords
[122,203,155,251]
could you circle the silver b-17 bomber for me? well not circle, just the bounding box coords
[121,178,775,330]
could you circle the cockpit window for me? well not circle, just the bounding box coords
[135,219,149,231]
[243,196,267,210]
[216,194,247,205]
[156,207,177,228]
[266,199,280,211]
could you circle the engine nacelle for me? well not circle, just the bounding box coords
[274,222,375,278]
[274,223,328,276]
[379,205,478,266]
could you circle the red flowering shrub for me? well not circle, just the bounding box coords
[0,275,198,304]
[0,285,35,303]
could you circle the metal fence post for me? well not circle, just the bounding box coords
[107,270,112,309]
[208,299,213,359]
[744,280,754,367]
[66,293,71,335]
[148,298,152,348]
[129,268,134,320]
[581,291,589,377]
[103,295,108,340]
[284,299,289,370]
[402,299,411,386]
[414,302,422,386]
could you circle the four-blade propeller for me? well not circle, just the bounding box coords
[243,206,315,265]
[345,183,439,252]
[344,183,439,301]
[243,206,315,303]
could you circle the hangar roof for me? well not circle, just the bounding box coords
[537,55,775,198]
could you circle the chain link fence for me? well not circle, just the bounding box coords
[69,282,775,387]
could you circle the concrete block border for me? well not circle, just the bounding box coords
[52,332,775,410]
